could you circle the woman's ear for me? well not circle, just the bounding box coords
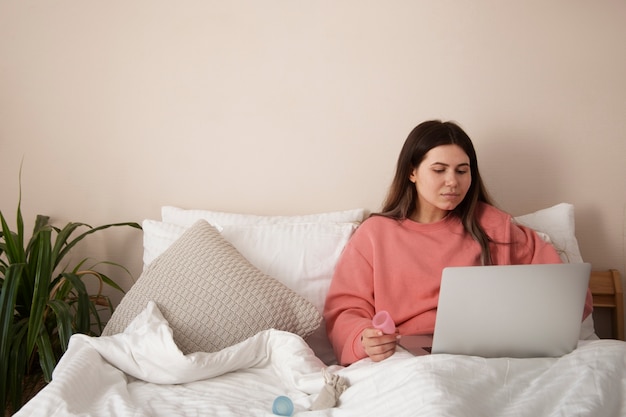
[409,168,417,184]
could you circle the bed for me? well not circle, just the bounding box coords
[13,203,626,417]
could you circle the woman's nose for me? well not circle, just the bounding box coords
[445,173,458,186]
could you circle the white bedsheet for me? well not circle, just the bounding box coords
[15,302,626,417]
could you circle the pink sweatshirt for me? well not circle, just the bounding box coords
[324,203,594,365]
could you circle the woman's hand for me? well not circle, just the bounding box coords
[361,328,399,362]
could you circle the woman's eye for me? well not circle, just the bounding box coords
[457,170,469,175]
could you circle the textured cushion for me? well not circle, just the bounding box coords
[103,220,322,354]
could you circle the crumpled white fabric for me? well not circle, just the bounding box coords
[78,301,326,387]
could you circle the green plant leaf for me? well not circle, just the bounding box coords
[56,222,141,268]
[71,260,131,294]
[46,299,73,352]
[8,320,28,412]
[25,215,50,255]
[36,331,56,383]
[0,264,24,412]
[60,273,91,333]
[0,211,25,265]
[50,222,87,268]
[16,161,25,253]
[98,271,126,294]
[25,228,53,358]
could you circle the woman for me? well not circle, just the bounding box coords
[323,120,593,365]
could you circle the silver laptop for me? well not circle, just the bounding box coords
[428,263,591,358]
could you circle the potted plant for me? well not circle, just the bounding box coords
[0,182,141,414]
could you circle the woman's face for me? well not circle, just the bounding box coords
[409,144,472,223]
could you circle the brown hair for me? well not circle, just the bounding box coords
[376,120,496,264]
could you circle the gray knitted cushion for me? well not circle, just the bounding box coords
[102,220,322,354]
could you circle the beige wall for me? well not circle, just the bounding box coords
[1,1,625,313]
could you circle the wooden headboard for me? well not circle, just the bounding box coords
[590,269,624,341]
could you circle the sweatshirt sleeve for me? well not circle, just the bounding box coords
[323,230,376,365]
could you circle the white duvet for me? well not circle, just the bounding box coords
[16,302,626,417]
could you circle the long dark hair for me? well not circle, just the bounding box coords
[377,120,496,264]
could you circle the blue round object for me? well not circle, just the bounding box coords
[272,396,294,416]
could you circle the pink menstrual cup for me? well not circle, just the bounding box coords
[372,310,396,334]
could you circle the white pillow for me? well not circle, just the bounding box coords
[216,223,357,313]
[514,203,583,264]
[161,206,367,228]
[142,220,186,267]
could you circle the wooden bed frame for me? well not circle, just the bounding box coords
[590,269,624,340]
